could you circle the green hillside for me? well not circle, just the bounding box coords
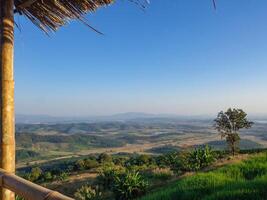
[140,153,267,200]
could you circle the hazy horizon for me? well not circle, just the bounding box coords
[15,0,267,116]
[15,111,267,119]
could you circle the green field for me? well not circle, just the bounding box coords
[140,153,267,200]
[15,120,267,165]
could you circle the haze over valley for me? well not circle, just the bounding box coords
[15,113,267,167]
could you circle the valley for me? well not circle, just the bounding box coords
[15,117,267,167]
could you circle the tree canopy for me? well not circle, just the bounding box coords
[214,108,254,155]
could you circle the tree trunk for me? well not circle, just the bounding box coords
[0,0,15,199]
[232,146,235,157]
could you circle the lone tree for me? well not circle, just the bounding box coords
[214,108,254,156]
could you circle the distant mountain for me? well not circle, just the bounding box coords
[250,115,267,124]
[16,112,267,124]
[106,112,180,120]
[15,112,213,124]
[109,112,157,119]
[16,114,71,124]
[16,113,170,124]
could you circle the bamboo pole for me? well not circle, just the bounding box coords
[0,0,15,199]
[0,169,74,200]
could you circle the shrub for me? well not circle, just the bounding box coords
[166,152,184,173]
[135,155,152,166]
[29,167,42,182]
[127,164,151,172]
[155,155,170,167]
[185,145,215,171]
[113,170,148,200]
[126,155,149,167]
[75,159,86,170]
[84,159,99,169]
[74,185,102,200]
[113,157,128,166]
[58,172,69,181]
[75,158,99,171]
[150,168,174,181]
[97,165,125,189]
[43,171,53,181]
[98,153,112,164]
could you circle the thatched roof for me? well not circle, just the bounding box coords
[14,0,148,33]
[14,0,114,33]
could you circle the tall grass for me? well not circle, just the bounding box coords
[140,153,267,200]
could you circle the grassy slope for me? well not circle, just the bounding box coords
[140,153,267,200]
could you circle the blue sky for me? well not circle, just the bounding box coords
[14,0,267,116]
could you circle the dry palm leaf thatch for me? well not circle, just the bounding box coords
[14,0,114,33]
[14,0,149,33]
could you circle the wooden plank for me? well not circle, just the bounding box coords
[0,169,74,200]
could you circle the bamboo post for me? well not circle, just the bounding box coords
[0,0,15,199]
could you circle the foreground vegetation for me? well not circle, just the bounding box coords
[15,113,267,200]
[140,152,267,200]
[17,145,222,199]
[16,145,267,200]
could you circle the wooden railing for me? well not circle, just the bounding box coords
[0,169,74,200]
